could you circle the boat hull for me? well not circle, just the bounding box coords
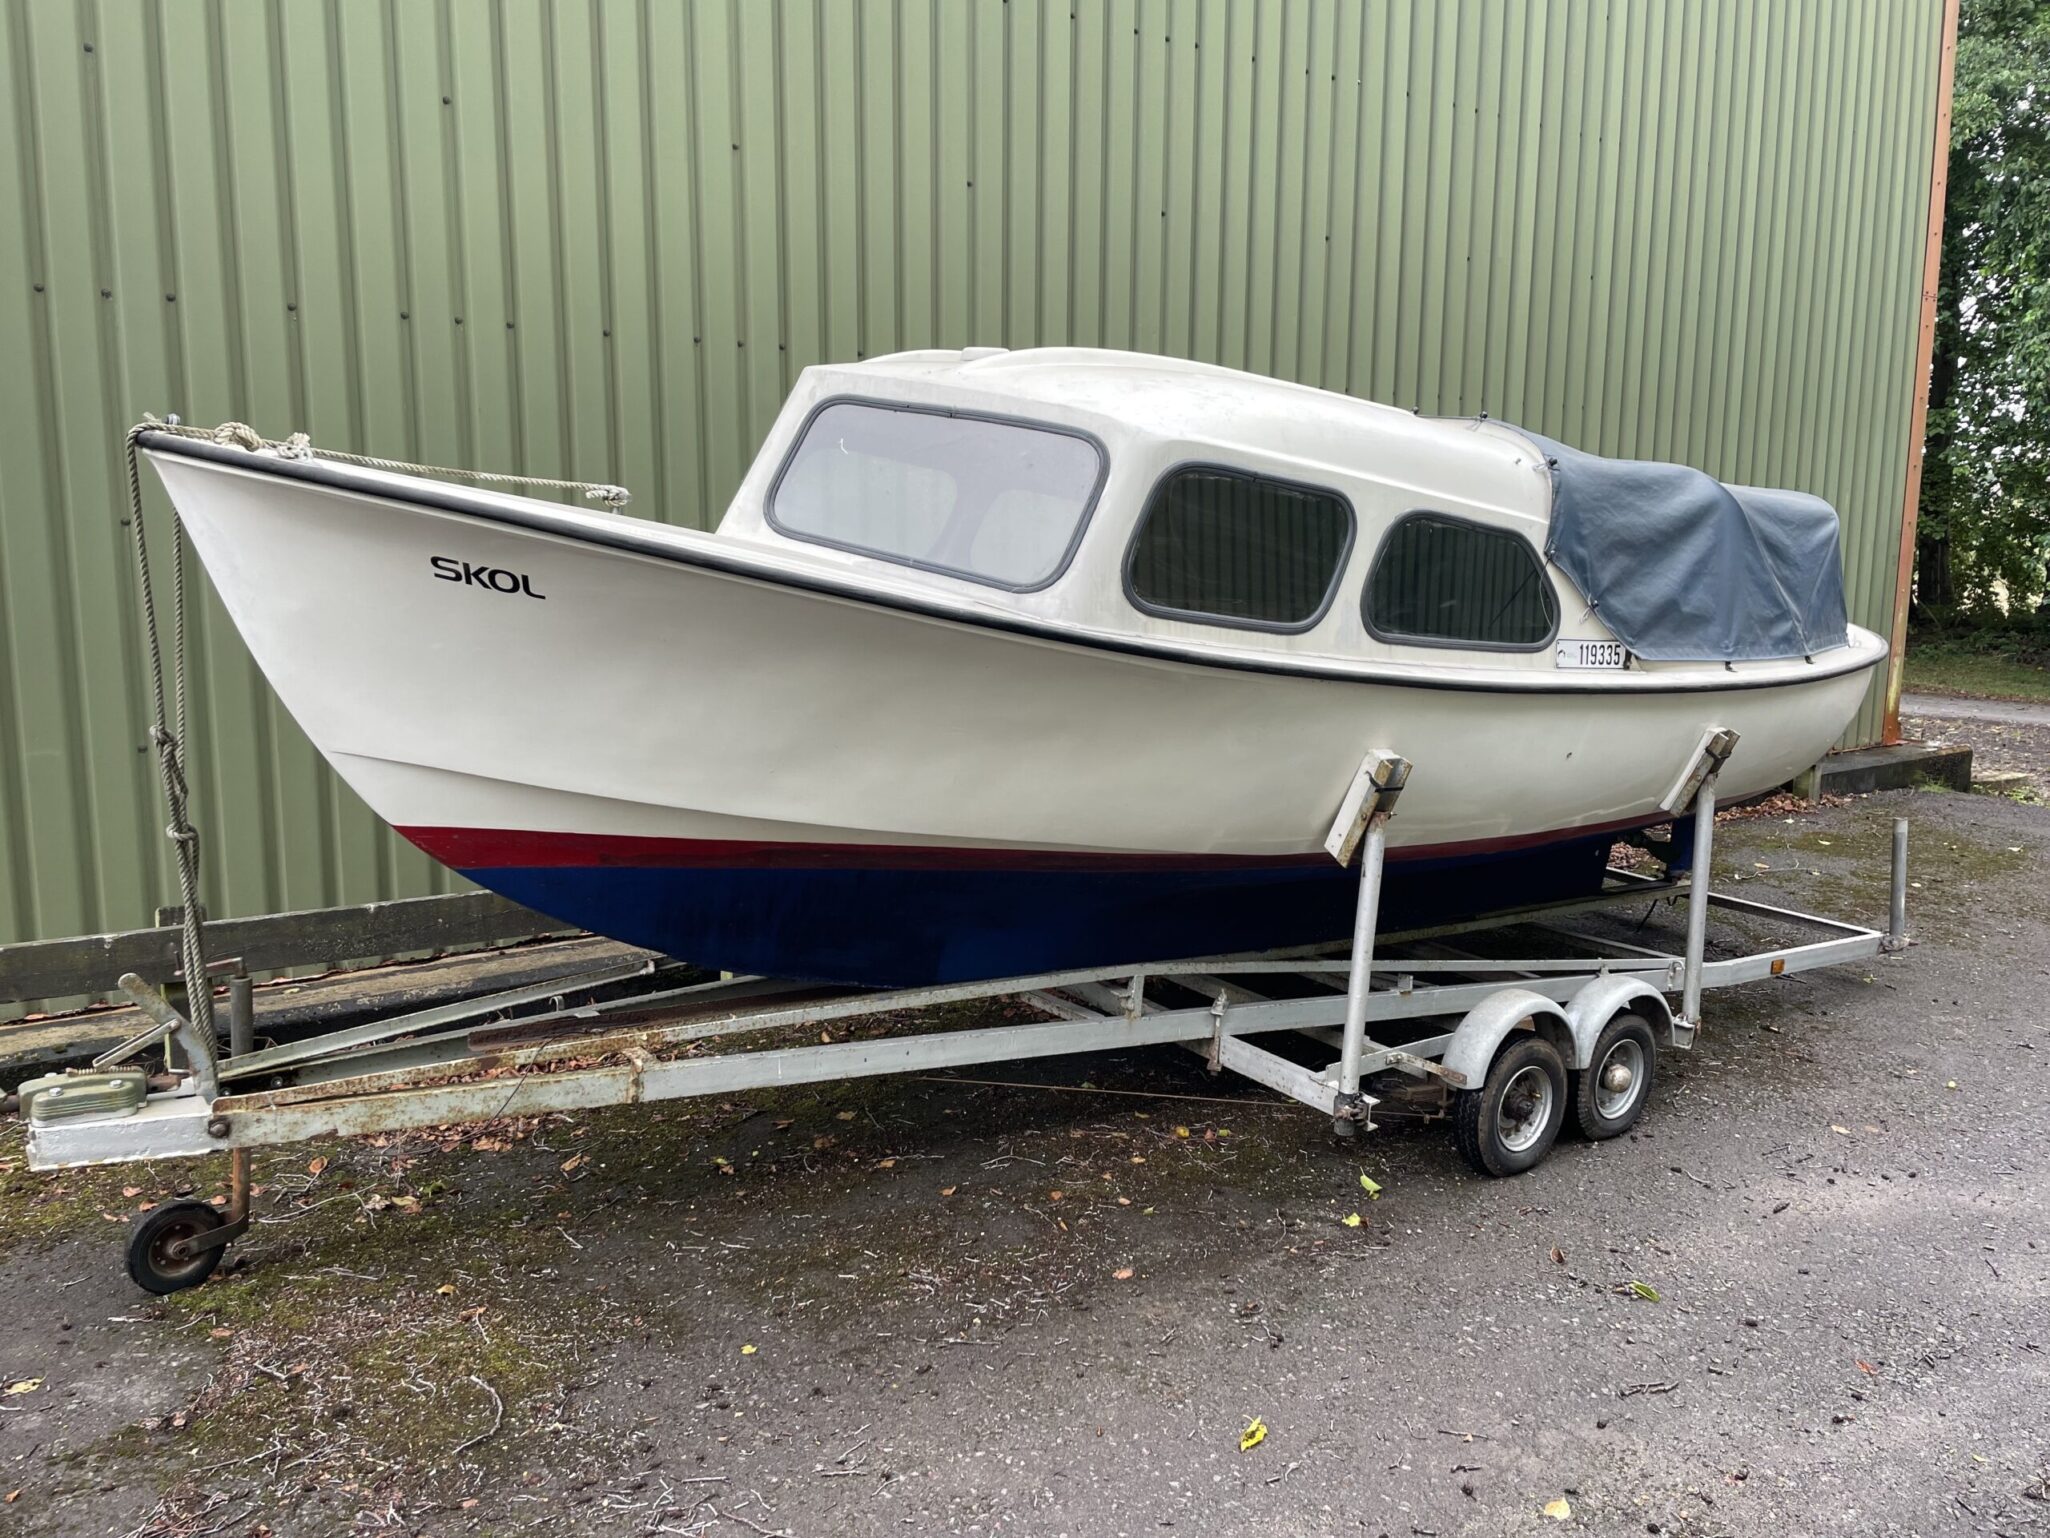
[143,441,1884,987]
[404,821,1652,985]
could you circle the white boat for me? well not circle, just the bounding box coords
[141,347,1885,985]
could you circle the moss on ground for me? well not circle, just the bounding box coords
[0,1121,226,1260]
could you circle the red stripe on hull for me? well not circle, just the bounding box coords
[397,814,1665,873]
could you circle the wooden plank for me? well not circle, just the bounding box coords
[0,890,572,1005]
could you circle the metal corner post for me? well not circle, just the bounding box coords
[1883,0,1961,744]
[1885,816,1911,951]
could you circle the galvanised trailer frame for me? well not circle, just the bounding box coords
[22,737,1909,1293]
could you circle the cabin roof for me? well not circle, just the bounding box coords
[799,346,1556,529]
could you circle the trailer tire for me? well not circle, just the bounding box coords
[1452,1035,1568,1178]
[126,1200,225,1295]
[1571,1013,1657,1140]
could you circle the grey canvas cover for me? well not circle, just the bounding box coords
[1526,432,1850,662]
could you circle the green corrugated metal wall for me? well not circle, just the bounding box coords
[0,0,1944,949]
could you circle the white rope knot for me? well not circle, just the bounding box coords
[584,485,633,508]
[212,422,264,452]
[277,432,313,459]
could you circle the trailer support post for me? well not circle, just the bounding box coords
[1680,778,1718,1031]
[1660,727,1740,1035]
[228,969,254,1059]
[1326,751,1411,1137]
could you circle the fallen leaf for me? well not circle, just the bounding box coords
[835,1110,856,1121]
[939,1185,957,1197]
[437,1284,457,1296]
[740,1343,758,1356]
[1856,1359,1877,1374]
[3,1489,17,1503]
[307,1156,328,1176]
[1543,1497,1572,1520]
[1341,1213,1363,1229]
[208,1327,232,1339]
[1239,1416,1267,1452]
[1174,1126,1191,1138]
[1829,1124,1852,1136]
[876,1158,897,1169]
[4,1380,42,1396]
[1358,1172,1382,1198]
[560,1154,586,1173]
[1550,1245,1566,1265]
[1628,1281,1661,1302]
[1113,1267,1135,1281]
[1116,1196,1131,1206]
[121,1186,141,1199]
[1048,1190,1064,1201]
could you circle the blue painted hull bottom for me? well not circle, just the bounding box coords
[452,822,1687,989]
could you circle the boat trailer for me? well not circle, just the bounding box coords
[22,734,1909,1293]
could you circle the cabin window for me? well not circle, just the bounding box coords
[1363,511,1558,649]
[1124,466,1353,630]
[767,400,1105,590]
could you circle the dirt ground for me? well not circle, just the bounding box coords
[1,788,2045,1538]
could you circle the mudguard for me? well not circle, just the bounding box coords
[1439,988,1574,1088]
[1563,976,1678,1064]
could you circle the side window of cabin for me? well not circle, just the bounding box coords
[1363,512,1557,649]
[1126,467,1352,630]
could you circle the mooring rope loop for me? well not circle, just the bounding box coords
[134,413,633,507]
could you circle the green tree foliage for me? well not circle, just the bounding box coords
[1916,0,2050,622]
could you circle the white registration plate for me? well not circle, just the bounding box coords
[1556,639,1627,670]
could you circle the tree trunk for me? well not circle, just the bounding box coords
[1916,533,1954,618]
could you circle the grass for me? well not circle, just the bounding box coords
[1903,636,2050,704]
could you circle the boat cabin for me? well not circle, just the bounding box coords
[716,345,1850,676]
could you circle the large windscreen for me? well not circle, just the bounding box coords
[768,401,1104,589]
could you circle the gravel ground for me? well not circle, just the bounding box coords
[1906,709,2050,798]
[0,789,2045,1538]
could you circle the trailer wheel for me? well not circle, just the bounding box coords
[1452,1034,1568,1178]
[1571,1013,1657,1140]
[126,1200,225,1295]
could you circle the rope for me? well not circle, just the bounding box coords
[122,424,216,1060]
[136,417,632,507]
